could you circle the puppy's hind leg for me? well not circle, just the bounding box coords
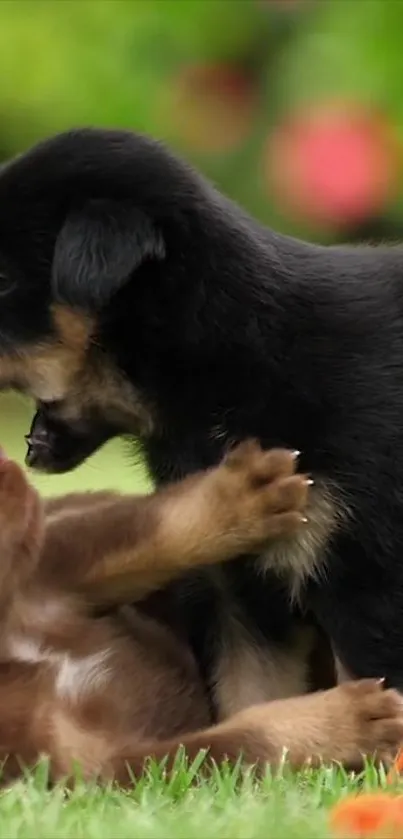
[54,680,403,785]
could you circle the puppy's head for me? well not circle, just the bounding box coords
[25,401,115,474]
[0,128,207,459]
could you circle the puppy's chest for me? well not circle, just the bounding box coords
[260,480,344,599]
[7,633,113,705]
[209,474,342,634]
[177,485,341,723]
[208,563,314,719]
[209,481,343,717]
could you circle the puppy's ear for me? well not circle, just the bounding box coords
[52,198,165,310]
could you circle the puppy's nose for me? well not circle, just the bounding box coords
[25,431,50,450]
[25,430,53,469]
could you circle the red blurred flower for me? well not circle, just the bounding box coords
[330,793,403,838]
[265,101,400,229]
[387,748,403,784]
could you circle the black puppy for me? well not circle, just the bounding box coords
[0,128,402,716]
[25,400,115,473]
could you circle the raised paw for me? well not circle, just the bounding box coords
[332,679,403,769]
[212,439,311,551]
[233,679,403,771]
[284,679,403,770]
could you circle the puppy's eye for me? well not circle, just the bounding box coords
[0,273,15,296]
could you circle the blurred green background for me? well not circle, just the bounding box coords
[1,0,403,496]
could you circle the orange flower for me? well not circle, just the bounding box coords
[330,793,403,838]
[387,749,403,784]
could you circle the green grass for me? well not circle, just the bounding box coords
[0,394,399,837]
[0,761,401,839]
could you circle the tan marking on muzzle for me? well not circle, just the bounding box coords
[55,356,155,437]
[0,303,155,436]
[0,305,93,402]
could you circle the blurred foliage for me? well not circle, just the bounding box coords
[1,0,403,242]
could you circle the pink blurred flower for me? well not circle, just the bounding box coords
[265,101,400,229]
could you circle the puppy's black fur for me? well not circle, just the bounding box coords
[0,129,403,706]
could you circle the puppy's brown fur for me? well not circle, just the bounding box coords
[0,304,154,436]
[0,443,400,786]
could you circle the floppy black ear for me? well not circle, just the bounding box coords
[52,198,165,310]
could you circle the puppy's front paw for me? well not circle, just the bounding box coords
[283,679,403,770]
[232,679,403,771]
[334,679,403,769]
[214,440,311,550]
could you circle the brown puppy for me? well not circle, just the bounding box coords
[0,442,400,786]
